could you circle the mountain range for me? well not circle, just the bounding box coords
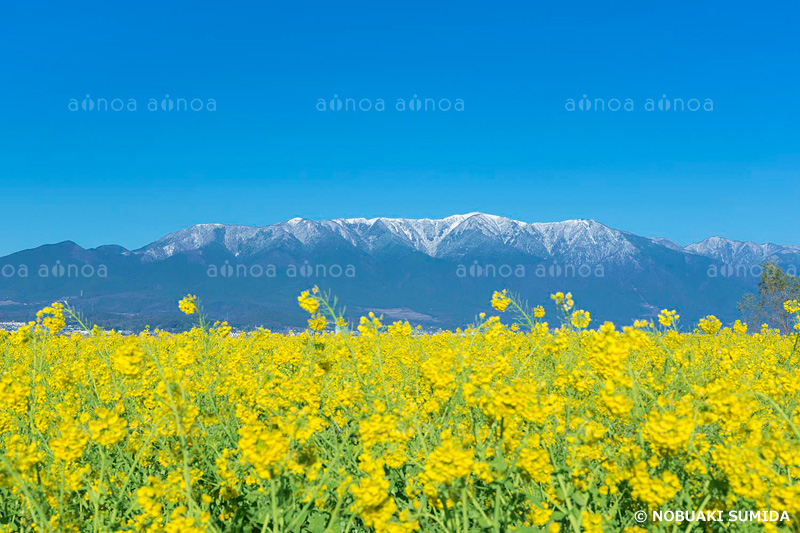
[1,213,798,330]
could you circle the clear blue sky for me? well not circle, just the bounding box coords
[2,0,799,256]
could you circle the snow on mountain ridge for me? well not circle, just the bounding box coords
[137,213,639,263]
[135,214,799,267]
[685,236,800,267]
[646,237,684,252]
[328,213,516,255]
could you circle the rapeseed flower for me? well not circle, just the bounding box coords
[0,292,797,532]
[491,290,511,312]
[178,294,197,315]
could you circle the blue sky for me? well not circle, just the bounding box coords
[1,0,798,256]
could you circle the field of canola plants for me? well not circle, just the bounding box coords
[1,289,800,532]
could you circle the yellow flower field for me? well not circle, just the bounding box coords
[1,291,799,532]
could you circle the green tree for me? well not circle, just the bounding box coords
[739,261,800,331]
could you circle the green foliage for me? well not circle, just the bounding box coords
[739,261,800,331]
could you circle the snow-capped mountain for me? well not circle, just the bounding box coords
[137,213,799,267]
[138,213,642,264]
[685,236,800,268]
[1,213,797,330]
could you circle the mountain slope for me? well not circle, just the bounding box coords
[686,236,800,269]
[1,214,797,330]
[137,214,644,263]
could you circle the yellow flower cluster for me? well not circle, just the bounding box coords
[517,436,554,483]
[297,289,320,314]
[112,343,144,376]
[629,462,682,507]
[658,309,679,327]
[307,312,327,331]
[786,300,800,332]
[178,294,197,315]
[697,314,722,335]
[571,309,591,329]
[0,291,798,532]
[418,429,476,504]
[49,422,89,463]
[551,291,574,312]
[88,406,127,447]
[490,289,511,312]
[36,302,66,335]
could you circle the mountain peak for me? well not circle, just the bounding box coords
[686,236,800,267]
[131,213,637,263]
[4,214,800,331]
[125,214,799,268]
